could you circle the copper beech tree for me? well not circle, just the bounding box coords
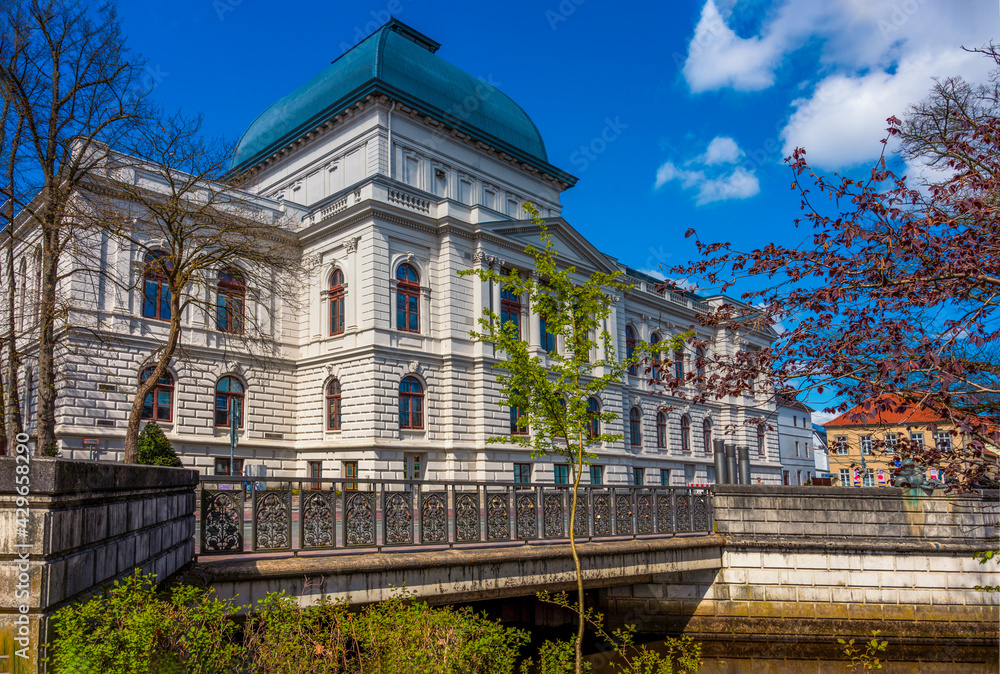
[667,53,1000,489]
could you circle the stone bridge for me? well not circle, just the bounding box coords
[2,460,998,672]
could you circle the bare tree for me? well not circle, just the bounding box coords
[0,0,149,454]
[87,112,304,463]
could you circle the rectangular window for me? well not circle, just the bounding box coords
[795,440,800,457]
[214,457,230,476]
[934,432,952,451]
[500,286,521,340]
[885,433,897,454]
[782,470,790,485]
[660,469,670,487]
[514,463,531,484]
[910,432,924,449]
[309,461,322,490]
[344,461,358,491]
[553,464,569,485]
[540,317,557,354]
[835,435,849,455]
[590,465,603,485]
[863,469,875,487]
[860,435,873,455]
[839,468,851,486]
[633,467,645,486]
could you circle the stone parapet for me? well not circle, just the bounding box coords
[711,484,998,543]
[0,457,199,673]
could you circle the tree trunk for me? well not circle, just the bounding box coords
[567,432,586,674]
[123,287,183,463]
[4,211,23,454]
[34,217,59,456]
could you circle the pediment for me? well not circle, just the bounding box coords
[480,217,619,275]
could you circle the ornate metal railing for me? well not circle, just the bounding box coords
[197,478,713,556]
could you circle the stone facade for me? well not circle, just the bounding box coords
[3,20,784,486]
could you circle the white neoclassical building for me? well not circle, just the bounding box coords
[10,19,783,486]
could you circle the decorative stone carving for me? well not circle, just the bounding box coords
[346,236,360,253]
[408,361,419,373]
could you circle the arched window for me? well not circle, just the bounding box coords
[587,397,600,439]
[656,411,667,448]
[703,418,712,453]
[625,326,637,375]
[629,408,642,446]
[649,333,661,378]
[140,367,174,422]
[674,349,685,381]
[757,424,766,456]
[695,347,706,379]
[680,414,691,451]
[326,379,342,430]
[217,269,245,334]
[142,251,172,321]
[330,269,345,335]
[399,376,424,429]
[396,264,420,332]
[215,376,245,428]
[500,285,521,339]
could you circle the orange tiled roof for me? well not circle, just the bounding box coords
[822,395,946,427]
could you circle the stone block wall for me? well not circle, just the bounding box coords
[712,484,999,541]
[601,486,1000,662]
[0,458,199,672]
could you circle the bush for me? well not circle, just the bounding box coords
[49,576,529,674]
[246,591,529,674]
[137,421,182,467]
[47,571,241,673]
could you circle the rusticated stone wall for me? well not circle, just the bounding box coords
[602,485,1000,665]
[0,457,199,673]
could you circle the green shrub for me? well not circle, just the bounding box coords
[246,590,529,674]
[47,571,241,673]
[136,421,182,467]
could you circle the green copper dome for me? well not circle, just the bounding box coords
[233,20,571,183]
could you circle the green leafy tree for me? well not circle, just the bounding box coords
[460,203,685,673]
[136,421,182,467]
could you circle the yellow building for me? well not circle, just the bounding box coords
[822,395,968,487]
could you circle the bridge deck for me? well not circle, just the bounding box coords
[196,534,725,609]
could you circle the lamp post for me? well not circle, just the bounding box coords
[229,398,240,476]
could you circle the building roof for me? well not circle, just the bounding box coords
[233,19,572,184]
[821,394,946,428]
[812,423,827,438]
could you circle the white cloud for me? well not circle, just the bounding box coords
[698,136,744,165]
[810,410,839,426]
[681,0,999,169]
[654,136,760,205]
[780,49,988,168]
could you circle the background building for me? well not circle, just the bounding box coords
[775,394,813,485]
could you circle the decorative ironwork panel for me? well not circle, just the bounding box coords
[254,490,291,551]
[693,492,710,531]
[615,493,634,535]
[456,492,480,542]
[636,492,653,534]
[420,492,447,544]
[676,493,692,532]
[543,492,565,538]
[201,490,243,553]
[656,494,674,534]
[573,494,589,538]
[516,493,538,540]
[344,491,375,547]
[593,493,611,537]
[301,492,336,548]
[487,493,510,540]
[384,491,414,545]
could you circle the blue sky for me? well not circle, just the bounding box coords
[117,0,996,417]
